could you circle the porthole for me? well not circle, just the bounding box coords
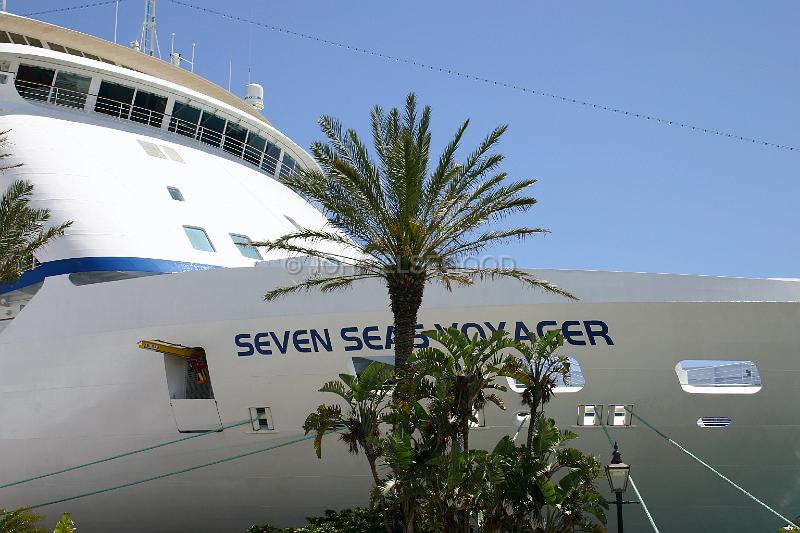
[183,226,215,252]
[167,186,184,202]
[230,233,262,260]
[675,360,762,394]
[507,356,585,393]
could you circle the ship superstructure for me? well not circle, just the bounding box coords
[0,11,798,533]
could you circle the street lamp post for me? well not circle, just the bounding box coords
[605,442,631,533]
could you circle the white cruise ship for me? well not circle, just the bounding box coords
[0,8,798,533]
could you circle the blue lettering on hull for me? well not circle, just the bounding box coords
[235,320,613,357]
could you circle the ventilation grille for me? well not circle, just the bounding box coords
[697,416,732,428]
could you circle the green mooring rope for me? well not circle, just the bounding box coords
[600,421,661,533]
[623,406,799,531]
[0,419,252,489]
[25,431,317,510]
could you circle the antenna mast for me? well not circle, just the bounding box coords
[138,0,160,57]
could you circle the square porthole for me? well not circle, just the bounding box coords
[183,225,215,252]
[167,186,184,201]
[577,404,602,426]
[607,405,633,426]
[249,407,274,431]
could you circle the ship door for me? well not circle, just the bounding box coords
[139,340,223,432]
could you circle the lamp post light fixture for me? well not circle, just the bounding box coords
[606,442,631,533]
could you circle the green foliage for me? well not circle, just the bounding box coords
[51,514,75,533]
[303,362,394,487]
[302,328,606,532]
[0,507,46,533]
[0,179,72,285]
[254,93,573,367]
[248,507,386,533]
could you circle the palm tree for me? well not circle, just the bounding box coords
[0,179,71,284]
[303,361,394,488]
[255,93,574,370]
[0,507,46,533]
[501,330,570,454]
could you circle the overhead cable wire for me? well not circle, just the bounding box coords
[600,421,661,533]
[0,419,252,489]
[22,431,318,511]
[167,0,798,154]
[21,0,124,17]
[623,406,799,531]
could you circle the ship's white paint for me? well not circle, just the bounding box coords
[0,14,797,533]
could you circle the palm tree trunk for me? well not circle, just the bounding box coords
[387,272,425,372]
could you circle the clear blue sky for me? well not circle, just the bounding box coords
[19,1,800,278]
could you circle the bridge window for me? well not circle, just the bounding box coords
[262,143,281,175]
[95,80,135,118]
[183,226,215,252]
[243,132,266,166]
[230,234,262,260]
[15,64,54,101]
[131,89,167,127]
[198,111,225,148]
[52,71,90,108]
[279,153,296,178]
[223,122,248,157]
[168,102,201,137]
[675,360,762,394]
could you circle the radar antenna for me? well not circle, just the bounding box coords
[137,0,161,57]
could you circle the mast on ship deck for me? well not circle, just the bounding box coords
[138,0,160,57]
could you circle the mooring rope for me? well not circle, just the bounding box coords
[0,419,252,489]
[600,421,661,533]
[624,406,799,530]
[24,431,317,510]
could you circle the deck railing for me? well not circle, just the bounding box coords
[12,78,297,178]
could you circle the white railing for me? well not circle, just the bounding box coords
[13,79,297,178]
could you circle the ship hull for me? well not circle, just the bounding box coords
[1,266,798,532]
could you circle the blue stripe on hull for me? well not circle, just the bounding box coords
[1,257,222,293]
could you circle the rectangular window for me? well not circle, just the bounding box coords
[82,52,100,61]
[7,32,27,45]
[25,37,43,48]
[167,186,184,201]
[198,111,225,147]
[279,153,296,178]
[15,64,55,101]
[183,226,215,252]
[131,89,167,127]
[243,132,266,166]
[65,47,84,57]
[169,102,201,137]
[261,143,281,175]
[47,42,67,53]
[51,71,91,109]
[0,32,10,43]
[223,122,248,157]
[95,80,135,118]
[230,233,262,260]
